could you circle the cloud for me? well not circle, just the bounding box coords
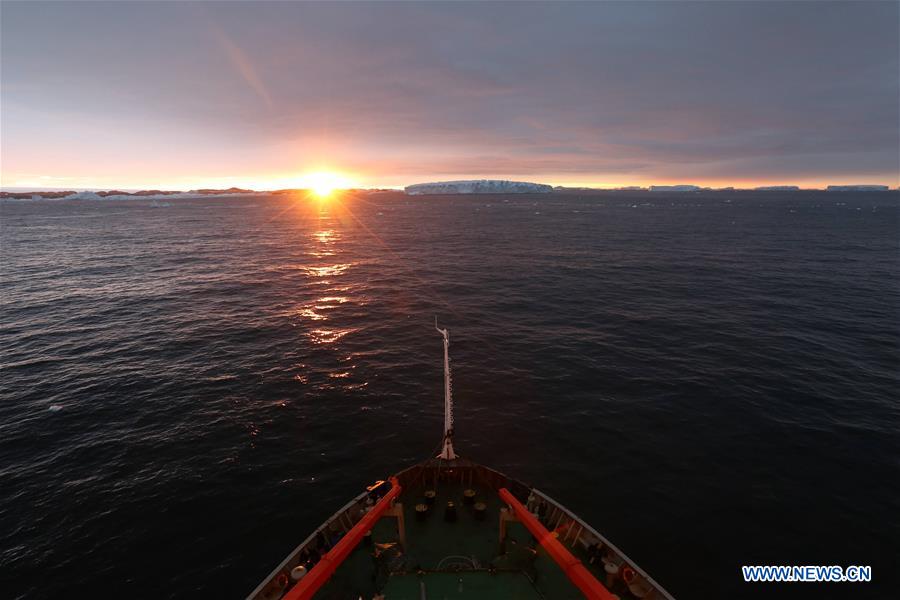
[208,23,273,110]
[1,1,897,186]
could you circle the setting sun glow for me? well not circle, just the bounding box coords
[299,172,354,199]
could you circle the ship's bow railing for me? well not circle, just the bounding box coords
[525,488,676,600]
[245,479,400,600]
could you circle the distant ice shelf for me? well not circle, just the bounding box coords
[404,180,553,195]
[0,188,264,202]
[826,185,890,192]
[649,185,701,192]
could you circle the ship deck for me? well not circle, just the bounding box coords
[249,459,674,600]
[314,480,584,599]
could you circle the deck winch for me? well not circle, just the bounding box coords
[444,500,457,522]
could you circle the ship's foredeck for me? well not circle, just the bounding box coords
[250,459,673,600]
[314,477,583,599]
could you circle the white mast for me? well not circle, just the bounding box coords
[435,318,457,460]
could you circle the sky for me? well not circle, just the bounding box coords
[1,1,898,190]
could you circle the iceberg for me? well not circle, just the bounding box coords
[405,179,553,195]
[649,185,701,192]
[0,188,264,202]
[826,185,889,192]
[66,191,104,201]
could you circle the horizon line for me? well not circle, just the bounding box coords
[3,182,899,195]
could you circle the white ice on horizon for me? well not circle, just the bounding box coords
[404,179,553,195]
[649,185,701,192]
[826,185,890,192]
[3,191,270,202]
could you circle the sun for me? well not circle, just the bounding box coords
[301,171,353,199]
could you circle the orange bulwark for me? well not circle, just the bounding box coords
[498,487,617,600]
[284,477,403,600]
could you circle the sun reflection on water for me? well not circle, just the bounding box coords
[295,296,354,322]
[298,307,328,321]
[303,264,352,277]
[287,200,373,394]
[313,230,337,244]
[308,327,356,344]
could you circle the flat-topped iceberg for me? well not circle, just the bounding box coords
[405,179,553,195]
[649,185,701,192]
[826,185,889,192]
[0,187,263,201]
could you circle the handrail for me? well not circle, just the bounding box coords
[246,491,369,600]
[529,488,675,600]
[284,477,402,600]
[498,488,616,600]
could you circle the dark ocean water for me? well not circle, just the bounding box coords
[1,191,898,599]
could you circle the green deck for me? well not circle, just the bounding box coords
[249,459,672,600]
[311,480,593,600]
[382,572,544,599]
